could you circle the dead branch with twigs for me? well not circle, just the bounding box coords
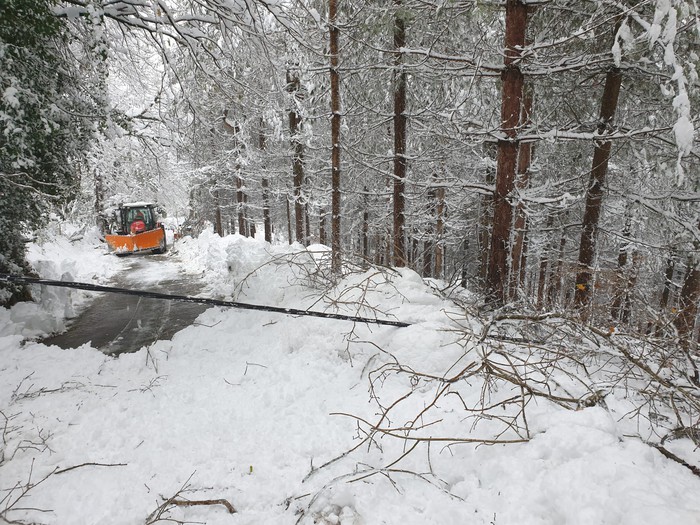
[0,460,128,524]
[54,462,128,475]
[231,248,411,329]
[144,472,236,524]
[10,372,86,403]
[233,249,336,299]
[0,417,54,468]
[128,375,167,396]
[1,375,132,524]
[299,306,700,521]
[313,268,408,325]
[0,459,54,524]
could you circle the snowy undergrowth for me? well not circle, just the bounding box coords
[1,227,699,524]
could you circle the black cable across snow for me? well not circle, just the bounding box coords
[0,274,410,328]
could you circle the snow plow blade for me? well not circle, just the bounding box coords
[105,228,166,255]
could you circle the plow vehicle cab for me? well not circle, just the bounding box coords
[105,203,167,255]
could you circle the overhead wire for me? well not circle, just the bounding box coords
[0,274,411,328]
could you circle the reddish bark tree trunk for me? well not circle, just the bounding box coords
[509,88,533,300]
[393,0,408,267]
[329,0,342,272]
[486,0,528,303]
[574,66,622,309]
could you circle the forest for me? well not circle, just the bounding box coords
[1,2,700,522]
[1,0,699,341]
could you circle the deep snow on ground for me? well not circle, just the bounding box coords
[1,226,699,525]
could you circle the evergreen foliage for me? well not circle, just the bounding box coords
[0,0,93,305]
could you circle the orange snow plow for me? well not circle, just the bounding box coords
[105,228,166,254]
[104,203,167,255]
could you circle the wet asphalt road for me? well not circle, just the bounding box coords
[42,255,209,355]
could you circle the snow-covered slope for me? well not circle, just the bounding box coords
[1,227,698,525]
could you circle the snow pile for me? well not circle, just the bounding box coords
[0,224,120,339]
[1,229,699,524]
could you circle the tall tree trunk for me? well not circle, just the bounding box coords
[362,188,369,261]
[536,248,549,309]
[319,208,327,246]
[574,65,623,310]
[509,88,533,300]
[675,253,700,349]
[461,239,469,288]
[656,248,677,335]
[486,0,528,303]
[259,121,272,243]
[95,169,106,233]
[479,144,496,284]
[286,199,292,244]
[244,192,250,237]
[392,0,408,268]
[291,109,304,243]
[214,187,223,237]
[329,0,342,272]
[536,215,555,309]
[660,251,677,311]
[520,230,530,294]
[435,181,446,280]
[424,178,436,278]
[653,251,677,338]
[549,222,568,307]
[422,240,433,277]
[236,175,246,236]
[621,252,640,325]
[611,217,631,322]
[261,178,271,242]
[384,176,392,266]
[287,68,305,244]
[411,237,419,269]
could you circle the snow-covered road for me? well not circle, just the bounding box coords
[42,255,208,354]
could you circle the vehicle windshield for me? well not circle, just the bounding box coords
[126,207,153,229]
